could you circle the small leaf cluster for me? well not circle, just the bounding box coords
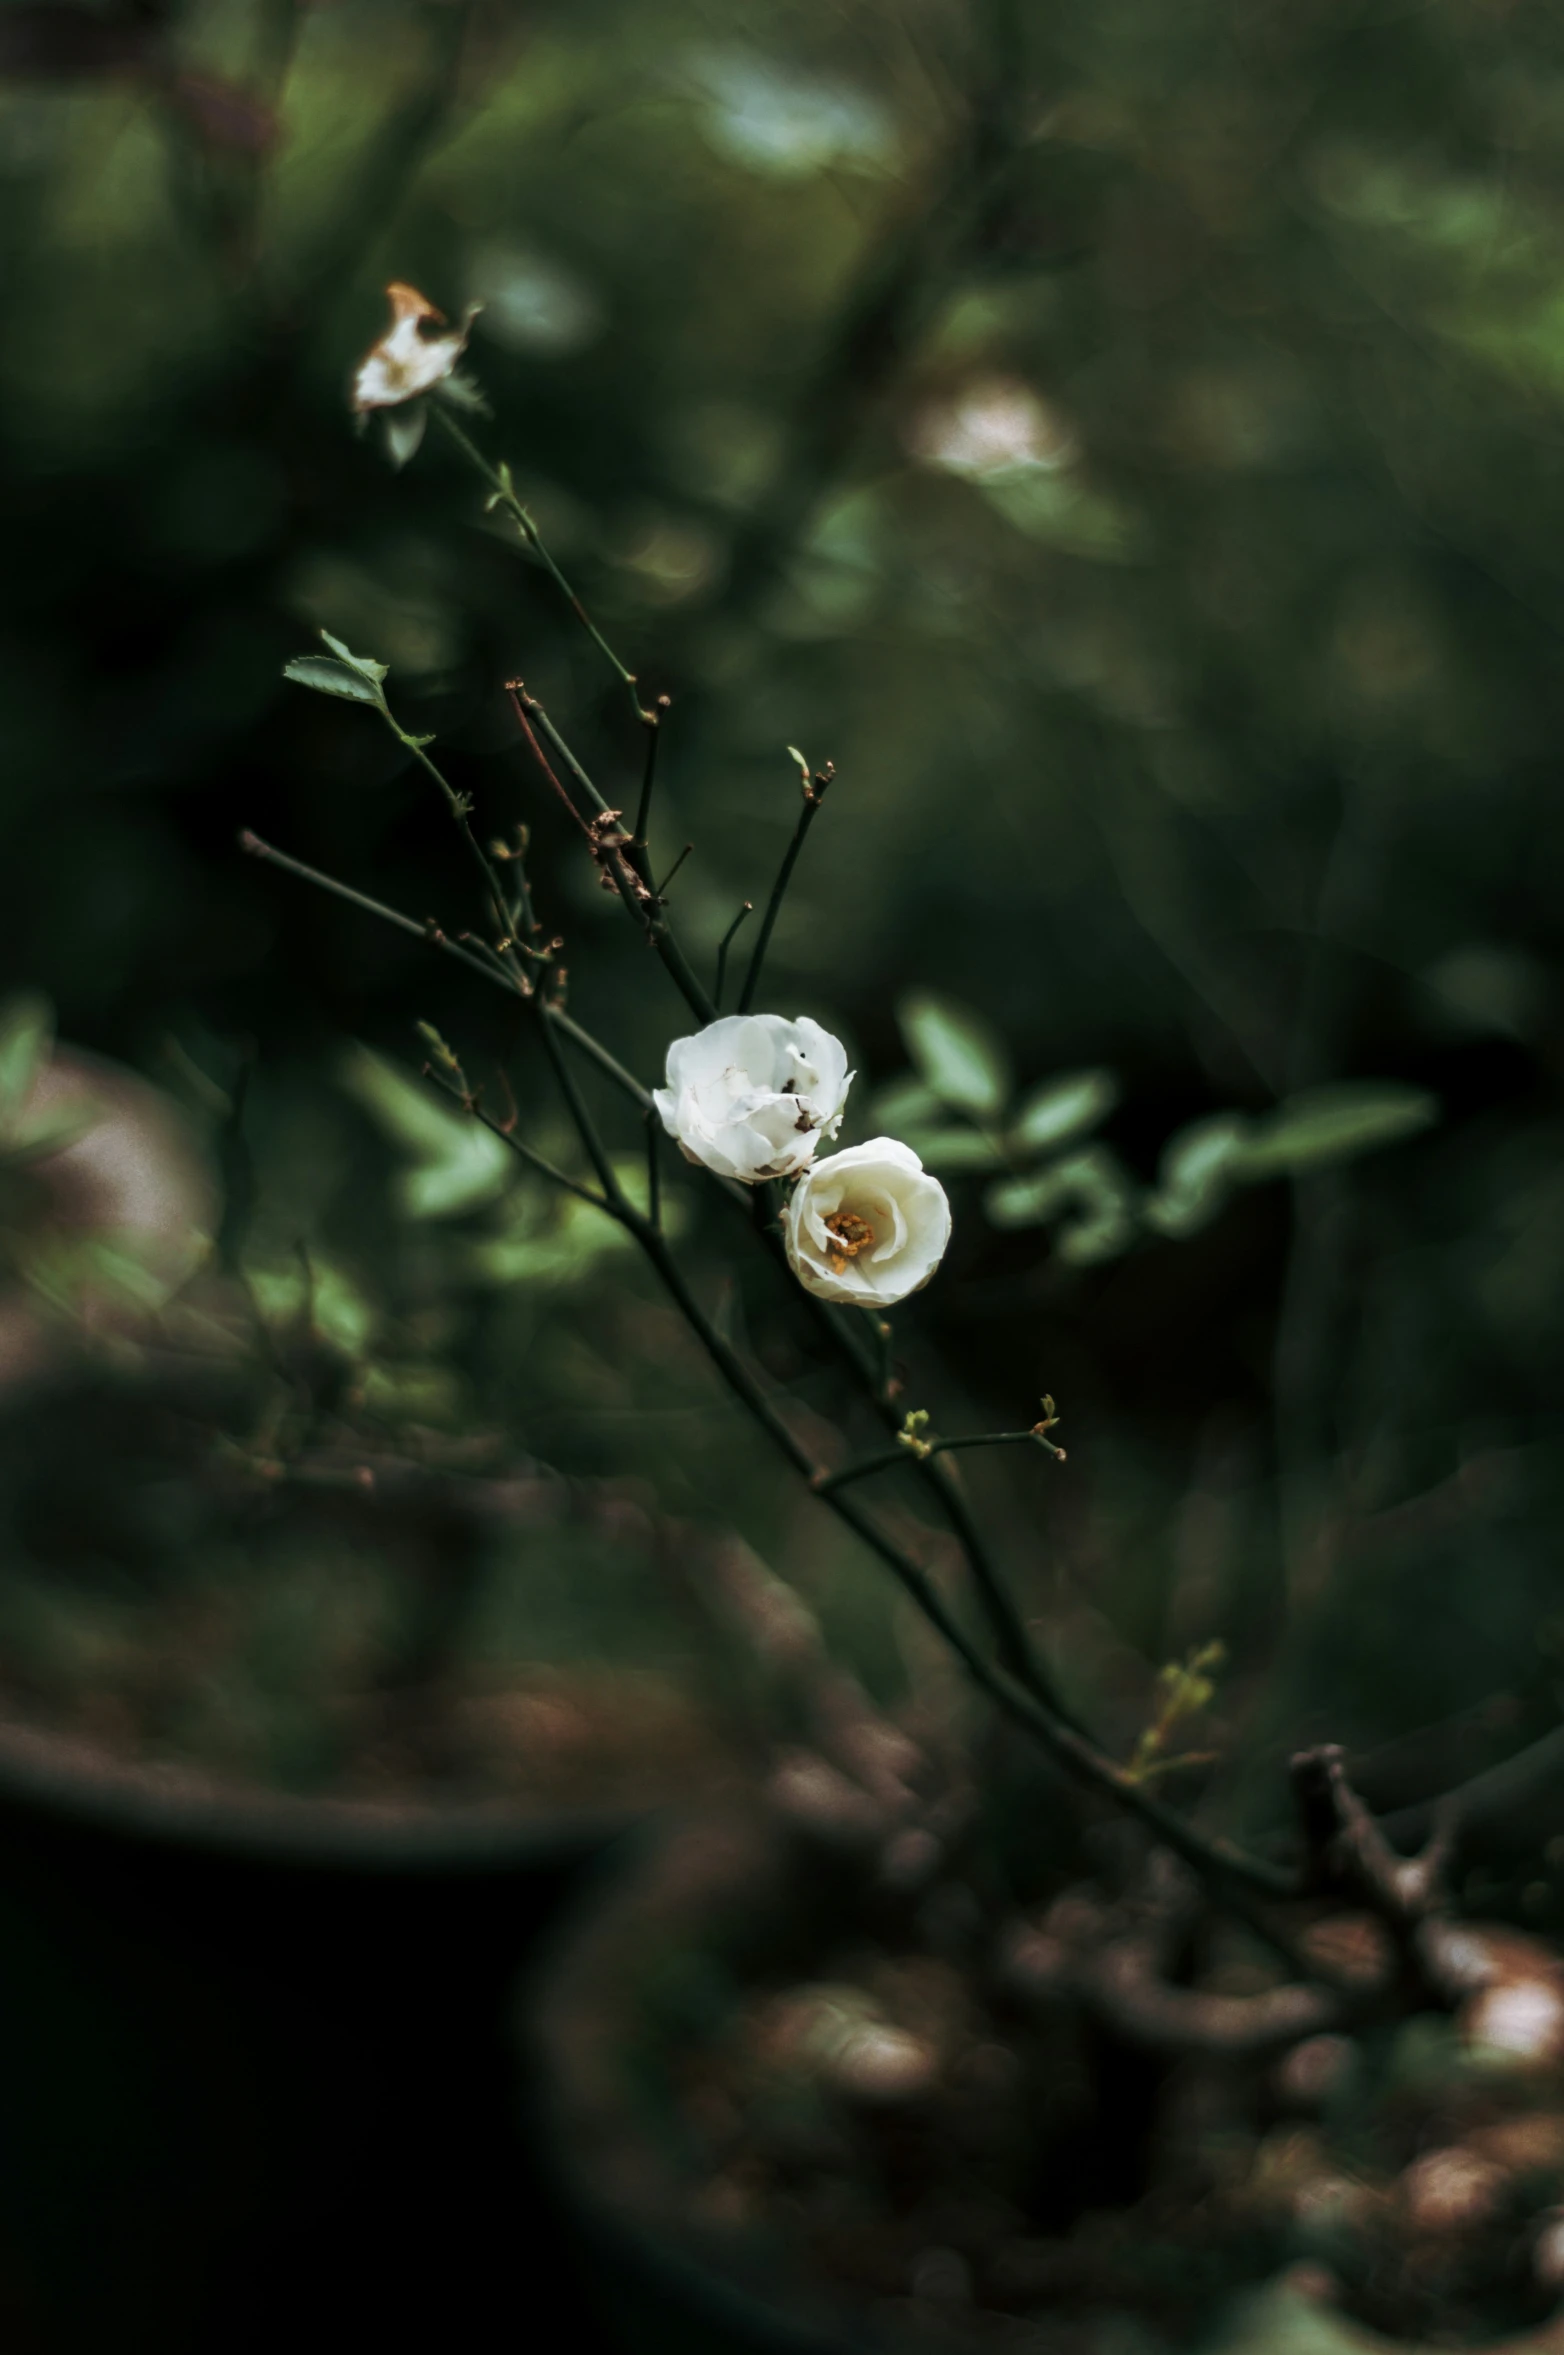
[875,992,1439,1267]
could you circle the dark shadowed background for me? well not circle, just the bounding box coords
[1,0,1562,2344]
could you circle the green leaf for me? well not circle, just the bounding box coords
[1010,1068,1120,1155]
[1142,1113,1251,1239]
[1201,2277,1395,2355]
[283,656,384,706]
[318,630,388,685]
[339,1045,510,1221]
[868,1075,942,1132]
[0,991,52,1132]
[895,1127,1007,1173]
[897,990,1011,1119]
[984,1145,1139,1264]
[1238,1082,1439,1179]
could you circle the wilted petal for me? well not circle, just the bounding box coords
[352,282,478,414]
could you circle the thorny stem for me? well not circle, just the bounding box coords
[738,761,834,1014]
[433,404,647,721]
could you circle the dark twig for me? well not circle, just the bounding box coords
[714,902,754,1012]
[738,760,834,1014]
[239,830,520,996]
[815,1427,1065,1497]
[631,696,671,887]
[656,842,693,899]
[422,1066,606,1211]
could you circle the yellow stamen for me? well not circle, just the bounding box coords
[824,1210,876,1276]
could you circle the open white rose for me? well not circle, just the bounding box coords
[352,282,477,412]
[653,1015,851,1184]
[783,1139,951,1306]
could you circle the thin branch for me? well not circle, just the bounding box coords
[514,690,617,823]
[239,830,652,1126]
[535,993,627,1212]
[656,842,693,898]
[631,696,671,886]
[422,1067,608,1211]
[714,901,754,1012]
[433,405,646,721]
[506,687,717,1024]
[815,1427,1062,1496]
[553,1010,651,1110]
[644,1109,663,1234]
[738,762,834,1013]
[238,830,522,996]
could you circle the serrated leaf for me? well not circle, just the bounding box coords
[0,991,52,1132]
[339,1045,510,1221]
[1142,1112,1251,1239]
[283,656,384,706]
[984,1145,1138,1263]
[382,403,427,470]
[1238,1083,1439,1179]
[898,990,1011,1119]
[318,630,388,684]
[1010,1068,1120,1155]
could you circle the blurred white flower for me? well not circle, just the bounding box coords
[467,244,602,358]
[911,378,1074,479]
[654,1015,851,1184]
[783,1139,950,1306]
[352,282,477,413]
[689,50,893,178]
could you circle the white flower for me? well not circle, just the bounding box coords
[783,1139,951,1306]
[653,1014,851,1184]
[352,282,477,413]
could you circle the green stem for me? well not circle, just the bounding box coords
[238,830,524,997]
[433,405,646,721]
[632,699,669,886]
[422,1069,607,1211]
[713,901,754,1012]
[738,771,833,1014]
[816,1428,1058,1496]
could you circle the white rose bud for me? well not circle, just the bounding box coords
[783,1139,951,1306]
[653,1014,852,1184]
